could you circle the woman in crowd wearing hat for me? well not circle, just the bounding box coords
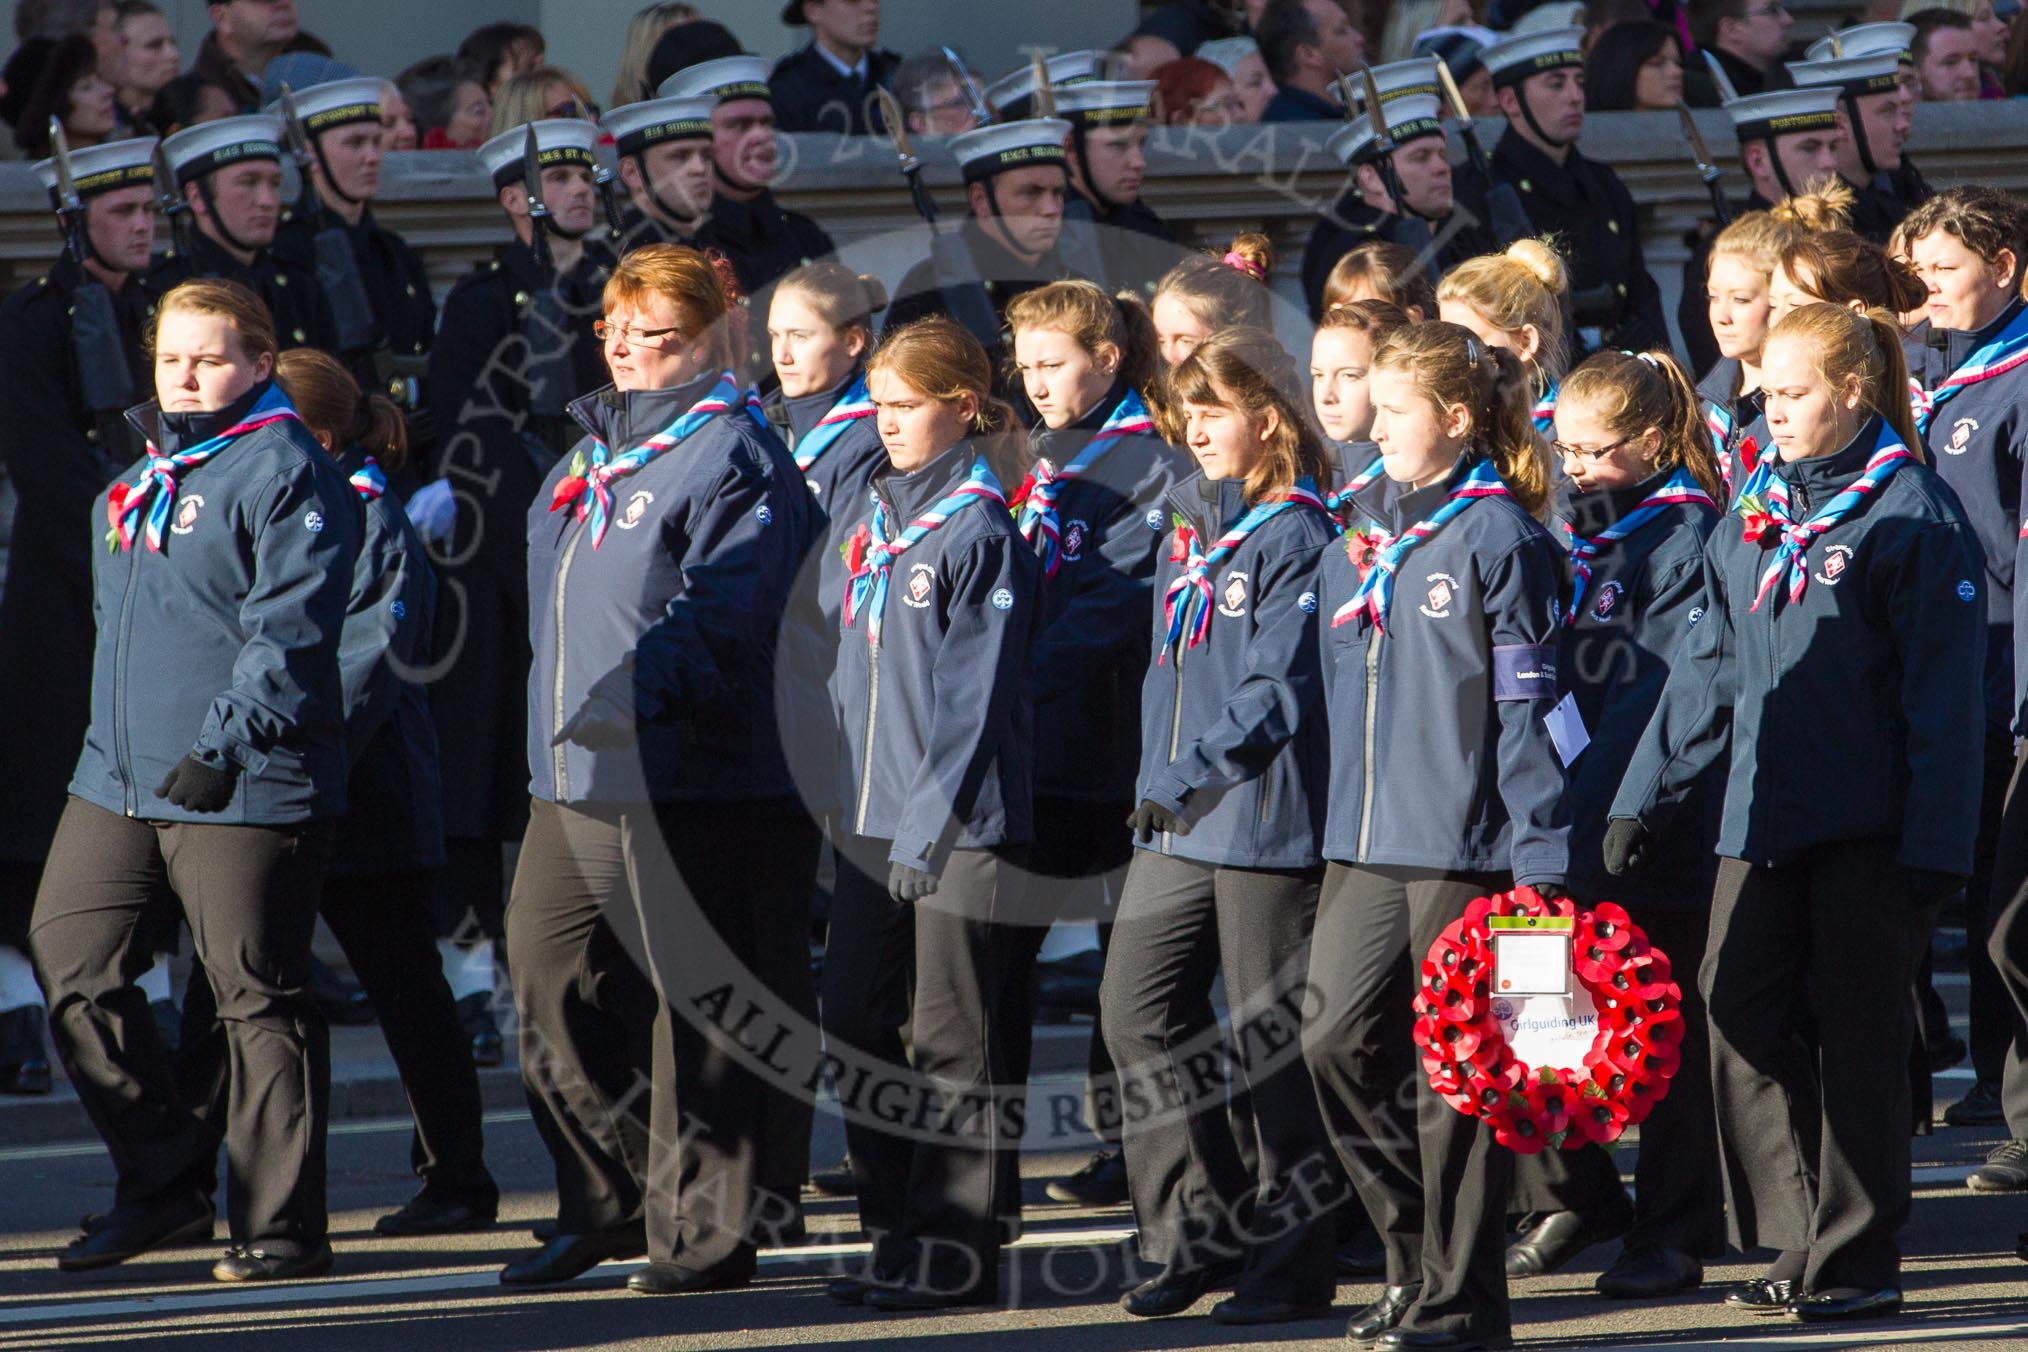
[1102,327,1341,1326]
[822,317,1040,1311]
[33,278,361,1283]
[1609,302,1984,1324]
[1303,321,1566,1352]
[505,242,820,1293]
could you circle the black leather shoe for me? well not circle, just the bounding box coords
[212,1242,334,1282]
[1211,1292,1333,1324]
[457,993,503,1068]
[1945,1078,2007,1127]
[1724,1277,1797,1313]
[374,1188,499,1236]
[1504,1198,1633,1277]
[499,1224,647,1286]
[1595,1244,1702,1299]
[1122,1266,1216,1318]
[1789,1286,1901,1322]
[862,1281,997,1311]
[1046,1150,1128,1205]
[1346,1283,1421,1344]
[531,1217,558,1241]
[58,1195,214,1271]
[0,1005,52,1095]
[809,1157,857,1197]
[1374,1330,1508,1350]
[627,1256,755,1294]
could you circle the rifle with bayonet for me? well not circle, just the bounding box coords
[277,85,379,353]
[50,119,136,417]
[571,94,625,240]
[1344,68,1440,285]
[1677,101,1732,227]
[876,84,1004,349]
[1435,60,1534,247]
[151,138,192,260]
[942,47,990,126]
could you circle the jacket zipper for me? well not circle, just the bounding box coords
[113,543,141,816]
[1355,630,1383,860]
[855,487,891,836]
[552,522,588,800]
[1162,639,1184,855]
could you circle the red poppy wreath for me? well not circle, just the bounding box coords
[1412,886,1683,1154]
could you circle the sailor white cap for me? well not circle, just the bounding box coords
[1055,80,1156,130]
[476,118,600,190]
[1327,93,1446,166]
[601,95,716,157]
[949,117,1071,182]
[1351,57,1444,109]
[1724,85,1844,144]
[162,115,283,186]
[985,50,1106,120]
[34,134,158,199]
[655,54,772,105]
[1480,26,1584,88]
[1787,52,1905,100]
[1805,22,1916,65]
[266,77,392,136]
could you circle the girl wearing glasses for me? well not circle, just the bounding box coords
[1502,349,1726,1301]
[1609,303,1984,1323]
[506,243,821,1295]
[1437,239,1571,438]
[1303,321,1566,1351]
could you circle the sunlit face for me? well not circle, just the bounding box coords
[713,98,778,189]
[1310,325,1379,444]
[154,308,270,412]
[602,292,710,392]
[1764,127,1844,196]
[1553,390,1659,493]
[1182,384,1275,482]
[192,160,282,249]
[1153,292,1211,367]
[1438,298,1540,371]
[1911,227,2017,332]
[972,165,1066,259]
[624,139,714,221]
[1390,135,1454,218]
[1761,330,1863,461]
[870,366,976,472]
[1917,26,1983,102]
[538,163,597,236]
[1368,365,1467,488]
[1080,124,1147,204]
[768,287,865,400]
[86,185,159,275]
[1509,68,1585,144]
[117,10,179,94]
[1853,83,1913,168]
[1766,260,1812,325]
[381,89,418,151]
[1707,253,1773,364]
[1632,41,1683,111]
[1013,326,1117,431]
[318,121,385,202]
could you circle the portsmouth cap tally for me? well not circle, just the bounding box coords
[161,115,283,187]
[477,118,600,190]
[1724,85,1843,145]
[1055,80,1156,130]
[984,50,1106,120]
[1787,52,1905,100]
[268,76,391,136]
[949,117,1071,182]
[1479,26,1584,88]
[1328,93,1446,166]
[655,54,773,105]
[1805,22,1917,65]
[34,134,158,199]
[601,95,716,156]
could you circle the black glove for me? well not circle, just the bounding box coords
[1601,818,1652,876]
[552,686,634,749]
[1904,867,1966,909]
[1126,798,1185,845]
[1528,879,1571,902]
[154,755,238,813]
[888,862,940,903]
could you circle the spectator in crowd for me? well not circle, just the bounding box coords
[191,0,300,113]
[488,66,599,136]
[1586,21,1686,110]
[458,21,545,103]
[1905,0,2015,96]
[646,18,742,92]
[12,34,118,158]
[610,2,701,108]
[1691,0,1796,98]
[1380,0,1474,63]
[1912,8,1985,99]
[1123,0,1260,72]
[381,84,418,150]
[1196,35,1275,121]
[1416,27,1499,113]
[1152,56,1241,123]
[112,2,176,134]
[148,71,234,134]
[1257,0,1363,121]
[396,56,492,150]
[771,0,900,135]
[890,49,981,136]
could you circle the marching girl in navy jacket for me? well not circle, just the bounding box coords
[1504,351,1726,1300]
[1099,328,1342,1325]
[177,350,498,1237]
[1311,298,1410,531]
[33,280,360,1281]
[1437,239,1570,438]
[1302,321,1569,1351]
[506,244,821,1294]
[1610,304,1985,1321]
[822,317,1041,1311]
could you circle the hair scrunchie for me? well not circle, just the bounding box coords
[1222,250,1267,281]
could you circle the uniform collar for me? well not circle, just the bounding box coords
[1560,464,1677,536]
[1696,356,1742,406]
[1386,465,1459,531]
[1944,297,2025,371]
[810,41,868,81]
[130,378,272,453]
[1775,413,1884,493]
[566,368,721,447]
[708,187,785,244]
[877,438,978,519]
[1170,470,1251,538]
[1496,127,1589,203]
[778,365,865,440]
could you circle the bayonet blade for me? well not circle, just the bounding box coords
[1358,67,1393,149]
[1434,60,1472,123]
[277,84,315,169]
[1030,52,1056,118]
[1677,101,1719,179]
[1702,50,1741,105]
[522,125,550,220]
[942,47,992,126]
[876,86,918,169]
[49,119,81,214]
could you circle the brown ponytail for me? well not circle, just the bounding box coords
[1371,321,1552,518]
[1167,326,1333,504]
[275,348,412,472]
[1769,302,1923,461]
[1557,349,1725,501]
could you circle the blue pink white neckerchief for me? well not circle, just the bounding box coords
[348,458,388,502]
[1910,304,2028,436]
[106,383,303,551]
[790,374,874,472]
[1559,467,1714,625]
[1733,420,1913,612]
[1161,478,1330,657]
[1015,388,1155,578]
[1532,381,1559,437]
[841,458,1006,646]
[547,371,741,549]
[1332,456,1510,633]
[1704,398,1735,486]
[1324,443,1384,533]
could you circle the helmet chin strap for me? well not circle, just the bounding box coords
[195,178,262,257]
[310,132,363,208]
[1842,91,1881,177]
[633,153,702,233]
[1071,127,1119,213]
[1514,82,1574,153]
